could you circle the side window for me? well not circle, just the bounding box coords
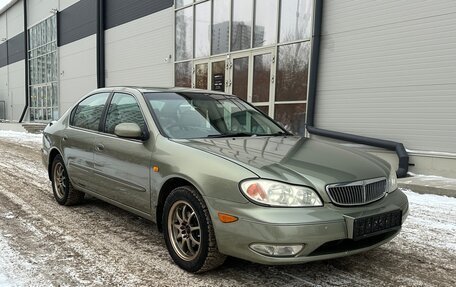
[72,93,110,131]
[105,93,147,134]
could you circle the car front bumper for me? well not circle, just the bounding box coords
[205,189,409,265]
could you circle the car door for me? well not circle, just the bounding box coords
[63,92,111,191]
[92,92,152,213]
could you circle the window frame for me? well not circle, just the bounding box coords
[69,92,112,132]
[100,92,151,141]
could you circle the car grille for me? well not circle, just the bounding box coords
[326,177,387,206]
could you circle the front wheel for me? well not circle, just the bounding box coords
[51,154,84,206]
[163,186,226,273]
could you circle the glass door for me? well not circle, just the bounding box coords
[194,62,208,89]
[193,57,229,92]
[211,60,226,92]
[230,53,250,101]
[227,49,275,117]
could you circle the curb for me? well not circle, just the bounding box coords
[398,183,455,198]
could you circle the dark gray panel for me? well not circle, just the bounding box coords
[0,42,7,68]
[105,0,173,29]
[58,0,97,46]
[7,33,25,64]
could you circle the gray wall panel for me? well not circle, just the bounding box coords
[0,43,7,67]
[58,0,97,46]
[105,0,173,29]
[6,32,25,64]
[316,0,456,154]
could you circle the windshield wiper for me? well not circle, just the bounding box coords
[262,131,293,136]
[207,132,256,138]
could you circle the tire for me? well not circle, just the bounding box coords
[163,186,226,273]
[51,154,84,206]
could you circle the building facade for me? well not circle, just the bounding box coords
[0,0,455,176]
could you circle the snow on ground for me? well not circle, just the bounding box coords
[0,130,42,148]
[401,189,456,252]
[406,172,456,184]
[0,133,455,286]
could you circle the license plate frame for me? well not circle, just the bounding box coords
[352,209,402,240]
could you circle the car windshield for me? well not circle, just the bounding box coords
[144,92,289,139]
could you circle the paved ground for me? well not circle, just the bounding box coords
[0,131,455,287]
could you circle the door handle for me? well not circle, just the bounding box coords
[62,135,68,141]
[95,143,104,152]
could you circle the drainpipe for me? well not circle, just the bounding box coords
[306,0,409,178]
[18,0,28,123]
[96,0,105,88]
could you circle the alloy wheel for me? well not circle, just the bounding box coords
[53,162,67,199]
[167,200,201,261]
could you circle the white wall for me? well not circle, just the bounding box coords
[27,0,58,27]
[0,8,7,39]
[7,60,25,121]
[105,8,174,87]
[0,66,7,119]
[315,0,456,154]
[59,34,97,113]
[6,0,23,38]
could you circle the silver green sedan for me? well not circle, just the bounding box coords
[42,87,409,273]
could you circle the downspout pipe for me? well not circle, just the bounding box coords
[19,0,28,123]
[306,0,409,178]
[96,0,105,88]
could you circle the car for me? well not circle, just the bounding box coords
[42,87,409,273]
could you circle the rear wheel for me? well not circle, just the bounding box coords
[51,155,84,206]
[163,186,226,273]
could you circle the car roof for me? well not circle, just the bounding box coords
[103,86,232,96]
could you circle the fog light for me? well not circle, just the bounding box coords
[249,243,304,257]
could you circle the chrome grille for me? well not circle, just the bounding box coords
[326,177,387,206]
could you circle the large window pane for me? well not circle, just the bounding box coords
[232,57,249,100]
[175,61,192,87]
[254,0,277,47]
[175,7,193,60]
[175,0,193,9]
[275,42,310,101]
[195,1,211,58]
[252,53,271,102]
[212,0,230,55]
[280,0,312,42]
[231,0,253,51]
[274,103,306,135]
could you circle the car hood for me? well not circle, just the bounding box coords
[175,136,390,196]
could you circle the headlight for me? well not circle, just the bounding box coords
[240,179,323,207]
[386,168,398,193]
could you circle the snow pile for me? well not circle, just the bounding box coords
[0,130,42,147]
[401,189,456,252]
[406,172,456,184]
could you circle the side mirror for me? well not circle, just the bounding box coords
[114,123,144,140]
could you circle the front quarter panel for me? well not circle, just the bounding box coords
[152,136,257,207]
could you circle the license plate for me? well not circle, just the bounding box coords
[353,210,402,240]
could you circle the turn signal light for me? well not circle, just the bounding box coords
[218,213,238,223]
